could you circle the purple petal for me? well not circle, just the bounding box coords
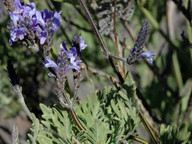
[138,51,155,63]
[45,59,58,72]
[22,3,36,18]
[14,0,22,10]
[43,9,53,21]
[9,11,20,26]
[61,42,69,53]
[130,48,134,53]
[9,39,13,45]
[40,31,47,44]
[67,59,82,72]
[33,25,43,34]
[79,36,87,51]
[10,27,27,42]
[51,11,62,32]
[35,11,45,27]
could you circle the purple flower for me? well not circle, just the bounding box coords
[22,3,36,19]
[45,59,59,72]
[127,20,155,64]
[72,34,87,56]
[45,40,85,76]
[35,11,45,27]
[51,11,62,33]
[61,42,82,72]
[43,9,53,22]
[9,26,28,45]
[14,0,22,10]
[9,11,20,26]
[8,0,62,45]
[40,31,47,44]
[137,51,155,63]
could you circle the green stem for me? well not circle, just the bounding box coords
[139,113,158,144]
[129,135,150,144]
[14,85,33,121]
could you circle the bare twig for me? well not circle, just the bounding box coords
[122,38,126,78]
[167,1,175,41]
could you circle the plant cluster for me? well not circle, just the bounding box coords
[0,0,192,143]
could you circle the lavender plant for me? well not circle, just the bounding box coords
[2,0,192,144]
[6,0,62,55]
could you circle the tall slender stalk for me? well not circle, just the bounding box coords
[78,0,108,55]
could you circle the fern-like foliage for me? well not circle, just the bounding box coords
[27,114,59,144]
[27,73,140,144]
[74,92,111,143]
[27,109,73,144]
[97,72,140,143]
[40,104,74,143]
[160,122,191,144]
[73,72,140,143]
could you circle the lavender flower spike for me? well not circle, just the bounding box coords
[137,51,155,63]
[127,20,155,64]
[45,37,87,76]
[7,0,62,47]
